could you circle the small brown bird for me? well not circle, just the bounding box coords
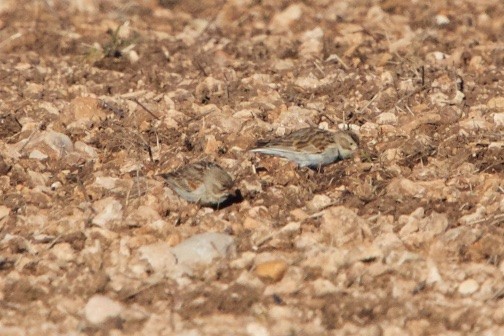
[250,127,359,169]
[160,161,235,207]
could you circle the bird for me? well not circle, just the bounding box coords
[250,127,359,169]
[160,161,235,207]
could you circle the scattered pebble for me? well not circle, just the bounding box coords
[255,260,288,282]
[458,279,479,296]
[84,295,123,325]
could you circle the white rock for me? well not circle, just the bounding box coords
[435,14,450,25]
[246,322,270,336]
[233,108,261,119]
[14,130,74,160]
[387,178,426,199]
[0,206,9,219]
[170,233,235,270]
[269,4,302,32]
[50,181,62,190]
[419,212,448,235]
[0,326,25,336]
[84,295,123,325]
[294,74,320,90]
[487,96,504,110]
[380,71,395,85]
[128,50,139,63]
[27,170,49,187]
[264,267,304,295]
[306,194,332,212]
[344,244,383,264]
[93,176,119,190]
[50,243,75,262]
[459,206,486,225]
[29,149,48,160]
[459,115,491,131]
[299,27,324,57]
[489,142,504,149]
[273,59,294,71]
[373,233,404,253]
[493,113,504,126]
[75,141,98,159]
[230,252,256,269]
[92,197,123,227]
[359,122,379,138]
[376,112,398,125]
[382,325,407,336]
[41,130,74,153]
[311,279,338,296]
[235,270,264,290]
[458,279,479,295]
[276,106,318,129]
[138,242,177,274]
[321,206,372,247]
[426,51,447,62]
[426,260,443,286]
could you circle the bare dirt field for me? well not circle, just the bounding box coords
[0,0,503,335]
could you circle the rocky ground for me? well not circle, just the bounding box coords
[0,0,503,335]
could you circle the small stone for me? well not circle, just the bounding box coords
[382,325,407,336]
[426,51,447,63]
[28,149,48,160]
[376,112,398,125]
[459,207,486,225]
[255,260,288,282]
[299,27,324,58]
[243,217,263,229]
[128,50,139,63]
[23,83,44,99]
[290,208,308,221]
[273,59,294,71]
[321,206,372,247]
[387,178,426,199]
[230,251,256,269]
[359,122,379,137]
[84,295,123,325]
[493,305,504,324]
[306,194,331,212]
[65,97,106,126]
[488,97,504,110]
[311,279,338,296]
[204,134,222,154]
[458,279,479,295]
[138,242,176,274]
[459,112,491,130]
[93,176,119,190]
[0,206,9,220]
[294,75,320,90]
[269,4,302,32]
[0,326,25,336]
[170,233,235,269]
[246,322,270,336]
[50,243,75,262]
[493,113,504,127]
[14,130,74,160]
[92,197,123,228]
[344,244,383,264]
[435,14,450,25]
[75,141,98,159]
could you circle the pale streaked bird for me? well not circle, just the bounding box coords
[250,127,359,169]
[160,161,234,207]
